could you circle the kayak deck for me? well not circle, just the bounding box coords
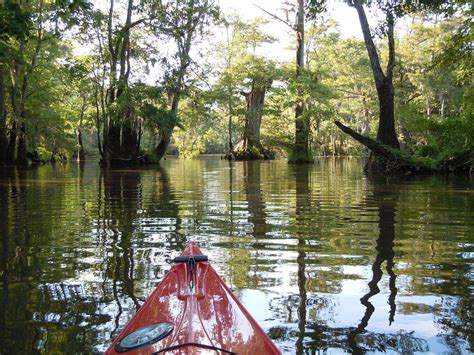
[106,241,280,354]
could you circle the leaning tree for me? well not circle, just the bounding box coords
[331,0,472,173]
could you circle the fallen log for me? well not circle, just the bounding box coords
[334,120,438,174]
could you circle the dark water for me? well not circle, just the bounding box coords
[0,158,472,354]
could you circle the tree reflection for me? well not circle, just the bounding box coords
[230,161,268,289]
[266,172,421,354]
[0,168,11,350]
[228,160,235,237]
[0,167,108,353]
[244,161,267,239]
[160,165,185,249]
[100,169,142,334]
[295,165,309,354]
[348,176,399,351]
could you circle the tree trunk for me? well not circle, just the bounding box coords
[152,0,205,162]
[291,0,312,164]
[0,64,6,164]
[121,117,138,159]
[7,44,22,165]
[76,98,86,161]
[77,129,85,161]
[228,94,233,153]
[117,0,138,161]
[16,122,28,166]
[353,0,399,150]
[231,80,272,160]
[103,124,121,165]
[6,122,16,163]
[377,81,398,148]
[153,94,180,161]
[101,0,140,166]
[153,127,172,161]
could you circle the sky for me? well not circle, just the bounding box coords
[73,0,378,83]
[218,0,366,61]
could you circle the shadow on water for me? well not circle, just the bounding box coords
[0,168,38,352]
[0,166,108,353]
[149,165,186,250]
[232,161,270,289]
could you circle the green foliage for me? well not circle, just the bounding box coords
[394,16,473,170]
[412,116,473,165]
[173,85,222,158]
[0,1,32,43]
[0,0,472,168]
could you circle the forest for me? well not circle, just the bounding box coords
[0,0,472,174]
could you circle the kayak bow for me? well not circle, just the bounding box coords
[106,241,281,354]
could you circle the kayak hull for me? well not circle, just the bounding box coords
[105,242,280,354]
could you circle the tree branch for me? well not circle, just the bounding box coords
[335,120,392,159]
[254,4,295,31]
[334,120,438,172]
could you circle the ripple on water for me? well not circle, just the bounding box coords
[0,159,473,354]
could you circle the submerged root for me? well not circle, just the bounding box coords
[228,139,274,160]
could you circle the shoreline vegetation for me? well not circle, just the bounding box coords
[0,1,472,174]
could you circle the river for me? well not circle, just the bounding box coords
[0,158,472,353]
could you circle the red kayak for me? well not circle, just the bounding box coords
[106,241,281,354]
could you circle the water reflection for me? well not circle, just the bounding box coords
[100,169,142,333]
[293,165,309,355]
[244,161,267,239]
[147,166,185,250]
[348,176,400,352]
[0,159,473,353]
[268,172,430,353]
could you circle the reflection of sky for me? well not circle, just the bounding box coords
[224,252,470,354]
[1,159,473,353]
[238,287,450,355]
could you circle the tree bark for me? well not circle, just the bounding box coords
[228,92,233,153]
[76,99,86,161]
[77,129,85,161]
[231,80,272,160]
[0,64,6,164]
[291,0,312,163]
[153,128,171,161]
[226,26,234,153]
[101,0,140,166]
[16,122,28,165]
[352,0,399,149]
[335,120,437,173]
[6,121,17,163]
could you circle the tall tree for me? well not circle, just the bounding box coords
[260,0,315,163]
[0,0,88,165]
[215,17,275,160]
[151,0,217,162]
[233,77,273,159]
[350,0,400,154]
[291,0,313,163]
[99,0,147,166]
[0,1,31,164]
